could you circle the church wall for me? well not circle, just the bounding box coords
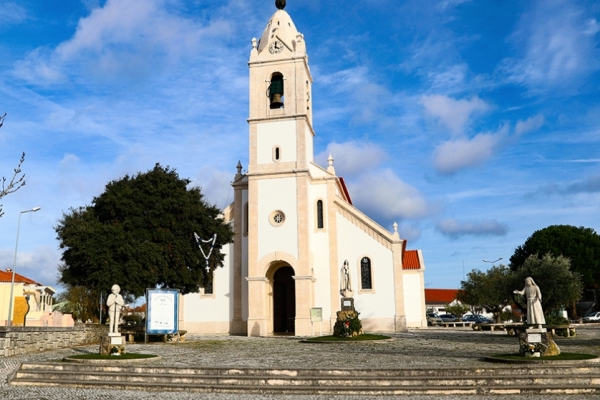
[307,181,332,328]
[241,188,249,322]
[181,241,234,334]
[257,178,299,261]
[257,120,297,164]
[335,216,396,320]
[403,271,426,328]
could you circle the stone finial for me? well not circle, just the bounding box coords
[251,38,257,49]
[327,153,335,174]
[275,0,286,10]
[393,222,400,239]
[235,160,243,179]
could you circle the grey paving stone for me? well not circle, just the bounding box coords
[2,325,600,399]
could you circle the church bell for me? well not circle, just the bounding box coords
[268,75,284,109]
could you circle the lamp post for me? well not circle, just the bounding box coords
[482,257,503,264]
[7,207,41,327]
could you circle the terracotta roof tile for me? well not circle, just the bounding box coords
[0,269,41,285]
[402,250,421,270]
[425,288,459,304]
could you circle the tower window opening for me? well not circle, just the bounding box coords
[274,147,280,161]
[269,73,284,109]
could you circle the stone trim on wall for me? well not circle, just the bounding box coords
[334,200,398,250]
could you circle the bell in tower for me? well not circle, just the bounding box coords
[268,73,284,109]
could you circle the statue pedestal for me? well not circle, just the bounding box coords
[99,333,126,355]
[518,328,560,357]
[340,297,354,311]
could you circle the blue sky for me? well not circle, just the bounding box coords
[1,0,599,291]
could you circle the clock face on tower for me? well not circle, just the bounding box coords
[269,40,284,54]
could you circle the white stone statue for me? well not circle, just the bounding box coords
[106,284,125,334]
[339,260,353,298]
[514,277,546,329]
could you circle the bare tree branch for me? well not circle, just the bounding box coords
[0,113,6,128]
[0,151,27,218]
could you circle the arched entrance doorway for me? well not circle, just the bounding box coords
[273,266,295,333]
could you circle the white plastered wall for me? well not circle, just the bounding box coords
[257,120,297,164]
[307,181,332,324]
[257,178,299,261]
[402,271,426,327]
[336,216,396,326]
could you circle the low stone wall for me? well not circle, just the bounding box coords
[0,323,108,357]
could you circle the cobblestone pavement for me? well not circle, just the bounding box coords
[1,325,600,399]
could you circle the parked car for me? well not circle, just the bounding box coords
[426,313,444,326]
[583,312,600,322]
[439,314,458,322]
[461,314,494,324]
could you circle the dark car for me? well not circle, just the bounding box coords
[461,314,493,323]
[439,314,458,322]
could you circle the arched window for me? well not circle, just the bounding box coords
[316,200,324,229]
[273,146,281,161]
[360,257,372,290]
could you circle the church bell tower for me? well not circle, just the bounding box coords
[244,1,317,336]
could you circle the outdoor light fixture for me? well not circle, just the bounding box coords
[7,207,41,327]
[482,257,503,263]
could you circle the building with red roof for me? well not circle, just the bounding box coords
[0,268,56,326]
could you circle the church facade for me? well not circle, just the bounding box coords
[181,5,427,336]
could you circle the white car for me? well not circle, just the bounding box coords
[583,312,600,322]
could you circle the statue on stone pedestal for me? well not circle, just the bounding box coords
[339,260,353,298]
[514,277,546,329]
[106,284,125,334]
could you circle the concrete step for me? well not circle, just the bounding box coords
[10,363,600,395]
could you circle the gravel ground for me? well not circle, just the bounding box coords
[1,324,599,399]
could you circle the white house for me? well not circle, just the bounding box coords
[181,3,426,336]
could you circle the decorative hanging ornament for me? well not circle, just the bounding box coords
[194,232,217,272]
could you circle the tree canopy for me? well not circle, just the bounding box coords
[510,225,600,287]
[457,265,513,322]
[512,253,583,315]
[56,164,234,299]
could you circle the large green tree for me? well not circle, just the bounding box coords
[510,225,600,287]
[457,265,513,322]
[56,164,234,299]
[512,253,583,316]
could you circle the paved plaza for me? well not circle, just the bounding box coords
[2,325,600,399]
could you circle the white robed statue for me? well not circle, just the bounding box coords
[107,284,125,334]
[339,260,353,298]
[514,277,546,329]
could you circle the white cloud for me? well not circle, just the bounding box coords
[0,2,27,26]
[13,0,231,85]
[0,246,59,287]
[315,141,387,176]
[515,114,545,136]
[348,169,429,221]
[501,0,600,92]
[433,130,504,174]
[420,95,490,135]
[436,218,508,238]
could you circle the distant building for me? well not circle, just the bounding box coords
[425,289,461,313]
[0,268,58,326]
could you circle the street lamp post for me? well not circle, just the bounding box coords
[7,207,41,327]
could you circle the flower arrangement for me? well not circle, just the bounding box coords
[519,342,544,357]
[110,345,126,356]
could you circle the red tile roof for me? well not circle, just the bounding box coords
[0,269,41,285]
[402,250,421,270]
[425,289,460,304]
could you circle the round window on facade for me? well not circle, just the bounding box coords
[269,210,286,227]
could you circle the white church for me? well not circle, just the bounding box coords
[181,3,427,336]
